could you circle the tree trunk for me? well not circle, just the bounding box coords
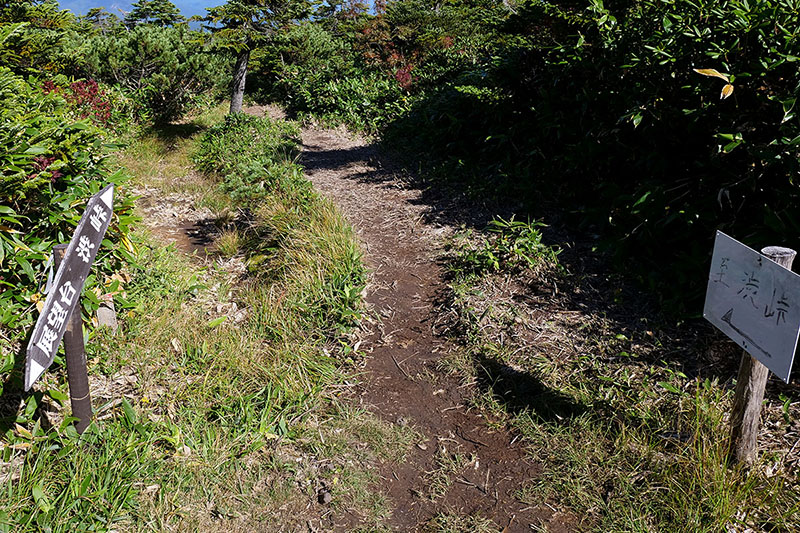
[229,48,250,114]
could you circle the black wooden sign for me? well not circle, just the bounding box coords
[24,184,115,391]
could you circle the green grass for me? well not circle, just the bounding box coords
[0,107,413,530]
[115,102,230,210]
[443,227,800,532]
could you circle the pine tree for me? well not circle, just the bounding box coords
[206,0,312,114]
[125,0,184,27]
[81,7,120,34]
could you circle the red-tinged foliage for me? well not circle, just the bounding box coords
[40,79,113,126]
[394,66,413,91]
[27,155,62,183]
[67,80,112,125]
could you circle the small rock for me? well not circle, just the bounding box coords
[318,490,332,505]
[97,301,118,334]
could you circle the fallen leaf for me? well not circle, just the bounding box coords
[693,68,730,82]
[14,424,32,439]
[721,83,734,99]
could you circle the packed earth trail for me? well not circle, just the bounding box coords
[252,107,569,531]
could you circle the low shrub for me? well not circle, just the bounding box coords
[195,112,365,332]
[262,23,409,132]
[80,24,227,123]
[0,67,136,339]
[194,112,304,203]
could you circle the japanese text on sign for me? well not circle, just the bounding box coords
[703,231,800,382]
[25,185,114,391]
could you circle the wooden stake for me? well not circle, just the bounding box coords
[728,246,796,465]
[54,245,93,434]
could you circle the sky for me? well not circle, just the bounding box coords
[59,0,225,19]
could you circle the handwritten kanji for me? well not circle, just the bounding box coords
[737,271,760,309]
[34,326,59,357]
[59,281,76,306]
[764,286,791,325]
[713,257,730,287]
[46,300,69,330]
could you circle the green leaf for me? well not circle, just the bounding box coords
[32,482,52,513]
[121,398,137,425]
[78,475,93,498]
[658,381,681,394]
[632,191,651,208]
[84,290,101,306]
[46,388,68,404]
[206,316,227,328]
[17,257,34,282]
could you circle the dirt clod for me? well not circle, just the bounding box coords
[318,490,333,505]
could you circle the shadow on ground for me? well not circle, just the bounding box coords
[473,352,586,422]
[298,137,771,389]
[0,336,57,435]
[145,122,206,148]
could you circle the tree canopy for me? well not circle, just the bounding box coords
[125,0,184,27]
[206,0,313,113]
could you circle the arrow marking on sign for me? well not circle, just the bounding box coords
[26,359,45,391]
[99,186,114,208]
[721,308,771,359]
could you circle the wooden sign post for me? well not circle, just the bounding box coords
[25,184,115,433]
[703,232,800,465]
[52,244,93,433]
[728,247,796,465]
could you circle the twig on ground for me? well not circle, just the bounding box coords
[391,353,411,379]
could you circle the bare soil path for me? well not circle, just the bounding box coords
[285,113,563,531]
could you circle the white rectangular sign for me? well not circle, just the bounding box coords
[703,231,800,382]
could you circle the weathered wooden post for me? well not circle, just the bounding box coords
[703,232,800,466]
[53,244,93,434]
[728,247,796,465]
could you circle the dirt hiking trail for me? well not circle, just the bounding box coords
[261,106,568,531]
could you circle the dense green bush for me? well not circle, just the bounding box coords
[0,1,82,73]
[490,0,800,306]
[0,68,137,337]
[194,112,306,204]
[80,24,227,123]
[1,0,222,125]
[262,22,408,131]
